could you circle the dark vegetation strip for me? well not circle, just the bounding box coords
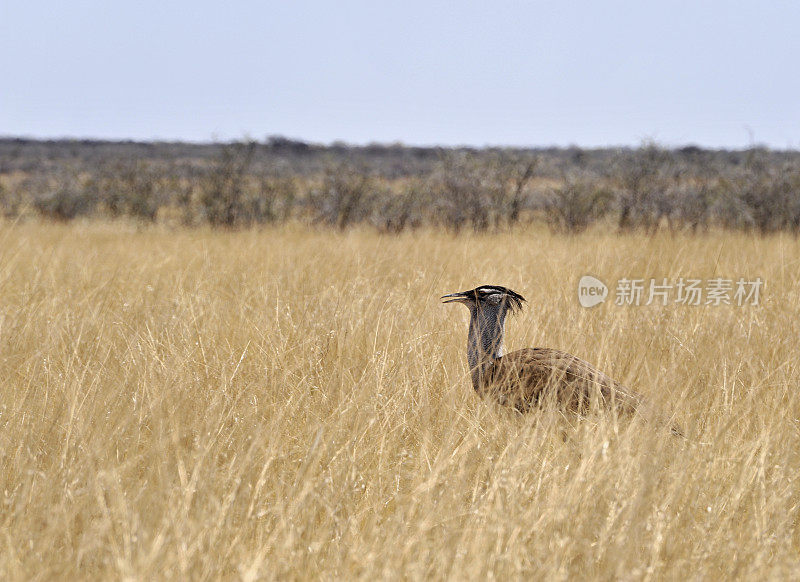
[1,137,799,234]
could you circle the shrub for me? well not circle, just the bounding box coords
[32,170,97,221]
[97,160,161,221]
[544,178,612,233]
[434,152,491,232]
[307,162,374,229]
[611,144,673,232]
[372,180,428,233]
[197,141,257,228]
[247,172,297,225]
[0,182,22,218]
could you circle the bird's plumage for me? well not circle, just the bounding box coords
[442,284,678,432]
[481,347,642,414]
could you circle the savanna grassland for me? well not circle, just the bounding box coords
[1,221,799,580]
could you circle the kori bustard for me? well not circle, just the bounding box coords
[442,285,675,429]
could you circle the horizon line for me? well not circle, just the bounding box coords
[1,133,792,153]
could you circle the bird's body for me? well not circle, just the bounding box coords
[480,347,641,414]
[442,285,673,429]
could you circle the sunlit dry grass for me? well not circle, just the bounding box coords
[1,221,799,580]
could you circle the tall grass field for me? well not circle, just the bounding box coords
[1,222,799,579]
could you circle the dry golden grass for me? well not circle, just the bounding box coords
[1,221,799,580]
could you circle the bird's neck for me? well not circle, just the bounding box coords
[467,305,506,391]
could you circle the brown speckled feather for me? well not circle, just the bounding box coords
[481,347,642,414]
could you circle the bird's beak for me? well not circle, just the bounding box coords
[441,291,469,304]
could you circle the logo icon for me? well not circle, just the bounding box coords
[578,275,608,308]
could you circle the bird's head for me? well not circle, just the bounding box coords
[441,285,526,314]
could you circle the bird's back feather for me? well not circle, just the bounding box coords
[482,347,642,414]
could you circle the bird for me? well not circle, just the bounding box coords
[442,284,677,430]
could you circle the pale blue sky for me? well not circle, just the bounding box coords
[2,1,799,148]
